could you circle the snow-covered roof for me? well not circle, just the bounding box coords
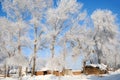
[40,66,63,72]
[86,63,107,70]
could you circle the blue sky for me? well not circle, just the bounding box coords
[0,2,6,16]
[1,0,120,17]
[78,0,120,22]
[0,0,120,23]
[78,0,120,14]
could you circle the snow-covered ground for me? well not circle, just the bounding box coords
[0,69,120,80]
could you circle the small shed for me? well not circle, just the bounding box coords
[83,63,108,75]
[62,69,73,75]
[35,70,51,76]
[72,70,81,75]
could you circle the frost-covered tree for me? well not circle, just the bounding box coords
[2,0,29,55]
[2,0,53,76]
[2,0,30,77]
[0,17,29,77]
[46,0,85,58]
[0,17,18,77]
[66,25,95,70]
[91,9,119,67]
[26,0,53,76]
[50,0,89,72]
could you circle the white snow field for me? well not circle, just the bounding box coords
[0,69,120,80]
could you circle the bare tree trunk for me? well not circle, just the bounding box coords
[94,40,101,64]
[18,28,23,78]
[93,31,102,64]
[83,61,86,73]
[26,67,28,75]
[19,66,22,78]
[63,39,67,75]
[7,53,11,77]
[115,54,117,69]
[7,66,10,77]
[51,46,54,58]
[18,28,21,54]
[4,64,6,78]
[63,39,66,64]
[31,55,36,76]
[32,27,37,76]
[50,37,55,75]
[51,37,55,58]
